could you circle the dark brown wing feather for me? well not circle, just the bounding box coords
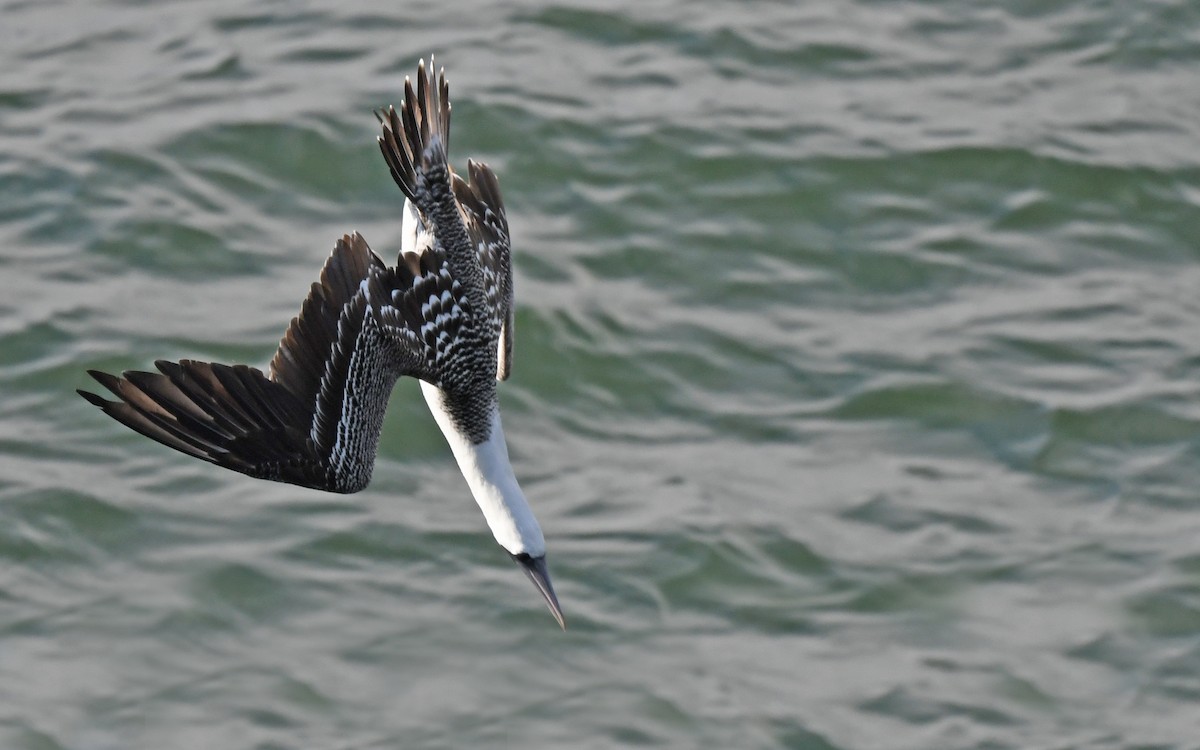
[79,360,330,488]
[78,233,408,493]
[376,58,451,206]
[269,232,383,408]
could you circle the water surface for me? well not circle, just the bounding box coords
[3,1,1200,748]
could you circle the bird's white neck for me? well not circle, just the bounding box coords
[419,381,545,556]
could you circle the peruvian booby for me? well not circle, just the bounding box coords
[77,58,565,629]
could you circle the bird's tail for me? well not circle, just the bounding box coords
[377,57,453,210]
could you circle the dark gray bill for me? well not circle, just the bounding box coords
[513,553,566,629]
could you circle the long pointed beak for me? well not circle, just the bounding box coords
[512,553,566,629]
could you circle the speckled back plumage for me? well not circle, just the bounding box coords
[376,57,515,444]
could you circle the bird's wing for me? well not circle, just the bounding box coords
[376,58,452,207]
[453,160,514,381]
[377,59,514,381]
[78,232,427,494]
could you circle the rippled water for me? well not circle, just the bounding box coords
[4,1,1200,748]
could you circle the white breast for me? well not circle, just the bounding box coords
[419,380,546,556]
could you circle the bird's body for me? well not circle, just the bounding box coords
[78,59,564,628]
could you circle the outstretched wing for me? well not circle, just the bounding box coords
[453,159,513,380]
[78,233,420,494]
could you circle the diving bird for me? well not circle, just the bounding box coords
[77,59,565,629]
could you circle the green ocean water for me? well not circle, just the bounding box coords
[3,1,1200,748]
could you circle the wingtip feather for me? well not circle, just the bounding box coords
[378,57,452,206]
